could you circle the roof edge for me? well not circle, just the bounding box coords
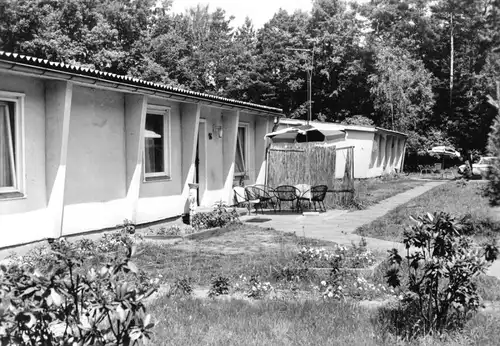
[278,118,407,136]
[0,51,283,115]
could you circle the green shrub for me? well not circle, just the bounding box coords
[149,224,195,236]
[208,276,231,298]
[167,277,193,298]
[383,212,498,339]
[190,205,240,230]
[0,232,157,345]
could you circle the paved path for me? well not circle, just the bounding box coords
[242,181,445,254]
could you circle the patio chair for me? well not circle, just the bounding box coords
[244,186,264,214]
[310,185,328,212]
[419,165,432,175]
[273,185,300,212]
[233,186,260,214]
[295,184,312,211]
[252,184,275,195]
[246,185,277,213]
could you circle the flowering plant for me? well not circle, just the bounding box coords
[234,275,274,299]
[342,249,375,268]
[98,220,143,253]
[296,243,376,269]
[348,276,392,300]
[319,280,345,300]
[296,247,342,268]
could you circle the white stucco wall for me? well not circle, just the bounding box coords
[333,130,375,179]
[62,86,127,235]
[0,73,51,247]
[199,106,226,207]
[366,134,405,177]
[255,115,272,185]
[0,70,276,248]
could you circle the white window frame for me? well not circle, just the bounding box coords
[234,122,249,177]
[0,91,25,197]
[143,105,171,182]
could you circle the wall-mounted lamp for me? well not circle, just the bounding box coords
[212,124,223,139]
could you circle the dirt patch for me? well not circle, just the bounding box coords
[168,226,338,255]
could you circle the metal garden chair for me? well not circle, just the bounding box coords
[233,186,260,214]
[244,186,264,214]
[310,185,328,212]
[246,185,277,213]
[273,185,300,212]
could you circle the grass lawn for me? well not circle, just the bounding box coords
[134,224,500,346]
[148,297,500,346]
[6,222,500,345]
[136,224,342,286]
[352,177,425,208]
[355,181,500,242]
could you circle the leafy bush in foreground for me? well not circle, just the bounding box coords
[384,212,498,339]
[0,226,157,345]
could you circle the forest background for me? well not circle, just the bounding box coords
[1,0,499,158]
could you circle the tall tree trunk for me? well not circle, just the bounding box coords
[449,13,454,109]
[390,92,395,130]
[497,80,500,118]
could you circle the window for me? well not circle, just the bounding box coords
[144,106,170,181]
[0,92,24,197]
[235,124,248,177]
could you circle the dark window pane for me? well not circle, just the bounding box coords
[235,127,246,174]
[145,113,164,174]
[0,102,16,188]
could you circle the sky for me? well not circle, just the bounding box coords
[170,0,314,29]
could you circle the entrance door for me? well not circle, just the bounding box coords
[195,137,200,206]
[196,120,207,206]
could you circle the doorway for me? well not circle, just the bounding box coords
[195,119,207,206]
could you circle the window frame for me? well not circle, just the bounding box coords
[234,122,249,178]
[0,91,25,198]
[143,105,171,182]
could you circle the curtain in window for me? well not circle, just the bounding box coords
[144,138,155,173]
[0,102,16,188]
[235,127,246,174]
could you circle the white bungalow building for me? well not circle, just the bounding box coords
[275,119,407,179]
[0,51,281,248]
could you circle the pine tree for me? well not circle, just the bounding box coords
[486,89,500,205]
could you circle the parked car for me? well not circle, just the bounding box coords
[458,157,498,179]
[472,157,498,178]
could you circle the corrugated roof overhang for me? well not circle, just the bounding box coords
[0,51,282,117]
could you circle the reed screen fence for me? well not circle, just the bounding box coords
[266,143,355,207]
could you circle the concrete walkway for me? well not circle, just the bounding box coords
[242,181,445,254]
